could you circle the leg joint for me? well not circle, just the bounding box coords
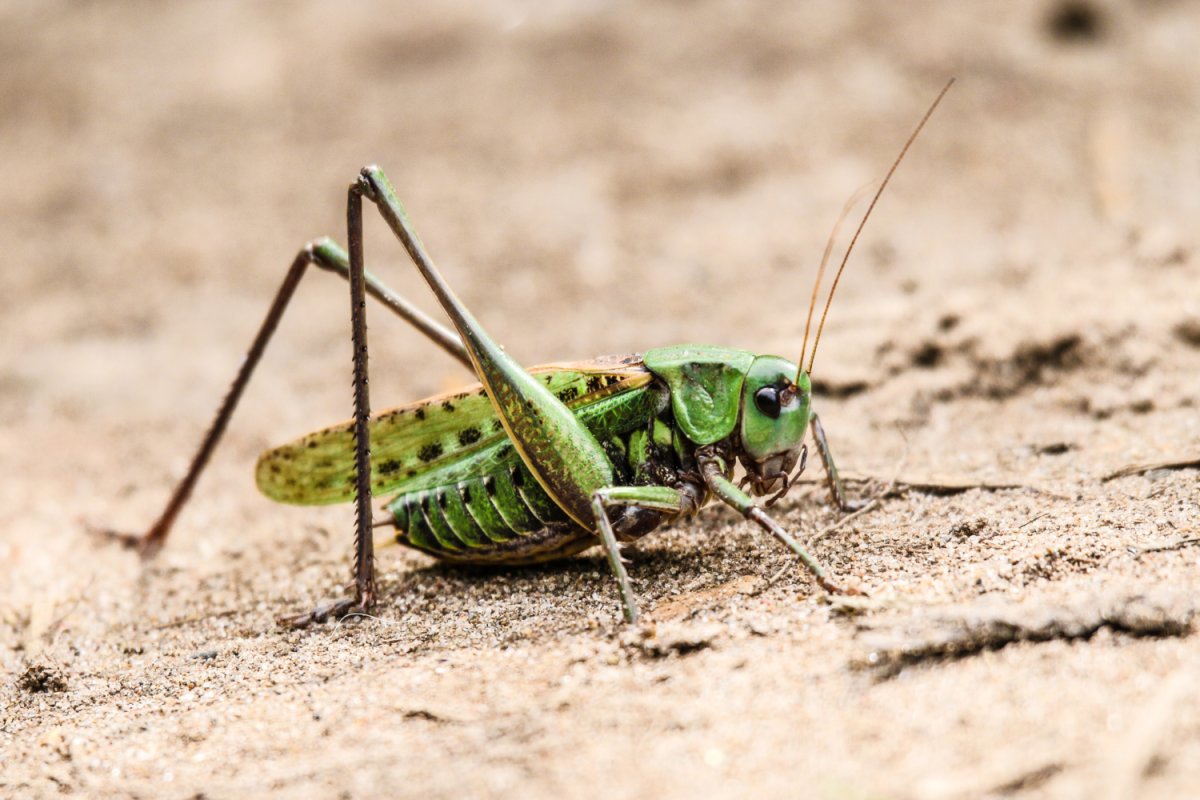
[305,237,346,273]
[356,165,385,200]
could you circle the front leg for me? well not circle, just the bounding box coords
[701,454,854,595]
[591,485,699,624]
[810,411,868,512]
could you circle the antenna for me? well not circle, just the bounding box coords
[805,78,954,377]
[797,183,873,379]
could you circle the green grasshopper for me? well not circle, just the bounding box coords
[101,82,951,626]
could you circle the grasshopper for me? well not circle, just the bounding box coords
[100,82,952,626]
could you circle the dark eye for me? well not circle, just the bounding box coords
[754,386,781,418]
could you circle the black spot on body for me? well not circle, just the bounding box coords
[491,419,505,433]
[415,408,426,421]
[378,459,402,475]
[306,440,319,449]
[458,427,482,446]
[586,377,604,393]
[437,492,448,509]
[557,386,579,403]
[510,467,524,488]
[418,443,444,462]
[441,400,455,412]
[461,486,472,504]
[483,476,496,496]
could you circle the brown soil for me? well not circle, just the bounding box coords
[2,2,1199,798]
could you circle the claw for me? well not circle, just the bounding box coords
[280,598,364,629]
[763,473,791,507]
[817,575,867,597]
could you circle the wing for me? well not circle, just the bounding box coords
[256,354,650,506]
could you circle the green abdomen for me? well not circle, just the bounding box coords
[388,453,589,564]
[386,382,672,564]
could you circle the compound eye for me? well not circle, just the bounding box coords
[754,386,781,419]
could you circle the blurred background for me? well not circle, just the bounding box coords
[2,1,1198,797]
[4,1,1195,426]
[2,0,1197,406]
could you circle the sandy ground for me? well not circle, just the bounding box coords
[2,1,1199,798]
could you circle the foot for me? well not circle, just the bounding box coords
[85,521,166,560]
[816,574,868,597]
[279,598,367,629]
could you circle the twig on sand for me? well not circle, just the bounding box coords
[799,478,1055,550]
[1128,536,1200,557]
[990,761,1066,795]
[1103,457,1200,482]
[807,495,887,547]
[793,474,1063,498]
[1018,512,1051,529]
[807,435,911,547]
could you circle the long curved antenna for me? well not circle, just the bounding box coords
[806,78,954,377]
[798,183,874,380]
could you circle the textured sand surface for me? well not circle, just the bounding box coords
[2,2,1199,798]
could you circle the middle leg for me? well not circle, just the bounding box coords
[701,454,852,595]
[591,485,696,624]
[810,412,867,512]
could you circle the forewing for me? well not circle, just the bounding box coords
[256,355,649,505]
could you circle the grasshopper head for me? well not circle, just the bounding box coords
[738,355,811,497]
